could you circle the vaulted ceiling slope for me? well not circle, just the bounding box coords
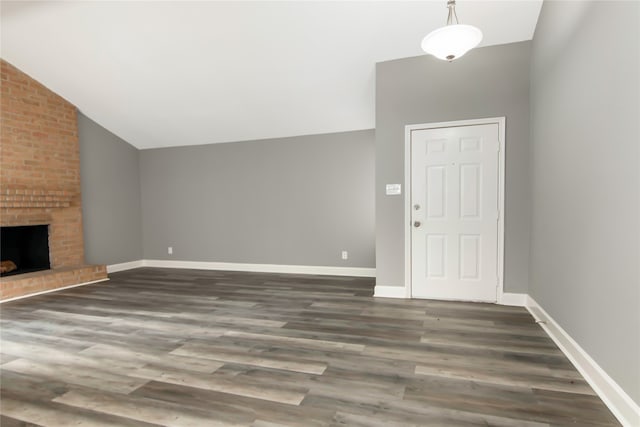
[1,1,542,149]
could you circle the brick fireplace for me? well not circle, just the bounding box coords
[0,59,107,300]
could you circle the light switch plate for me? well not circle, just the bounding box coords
[386,184,402,195]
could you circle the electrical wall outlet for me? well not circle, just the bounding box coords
[168,246,173,255]
[341,250,348,260]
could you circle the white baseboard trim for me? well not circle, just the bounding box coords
[0,278,109,304]
[107,260,145,273]
[142,259,375,277]
[374,285,407,298]
[526,296,640,427]
[498,292,528,306]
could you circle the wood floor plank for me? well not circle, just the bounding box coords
[1,396,161,427]
[302,394,552,427]
[2,358,149,394]
[171,342,327,374]
[0,267,620,426]
[0,339,145,371]
[123,364,307,405]
[414,363,593,395]
[131,380,334,427]
[79,343,225,374]
[0,414,44,427]
[52,390,242,427]
[223,330,365,353]
[0,370,70,404]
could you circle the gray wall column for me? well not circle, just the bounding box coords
[79,112,143,265]
[375,41,532,293]
[529,0,639,404]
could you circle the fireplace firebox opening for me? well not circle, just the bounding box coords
[0,225,51,277]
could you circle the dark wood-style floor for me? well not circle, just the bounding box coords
[0,268,619,426]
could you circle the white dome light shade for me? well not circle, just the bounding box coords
[421,24,483,61]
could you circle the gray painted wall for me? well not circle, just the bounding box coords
[79,112,143,265]
[139,130,375,268]
[375,41,531,292]
[529,1,639,404]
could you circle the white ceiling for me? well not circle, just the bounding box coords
[1,1,542,149]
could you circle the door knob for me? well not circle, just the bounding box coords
[414,221,421,228]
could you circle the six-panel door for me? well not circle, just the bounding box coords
[410,123,499,302]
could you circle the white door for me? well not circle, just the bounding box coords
[410,123,500,302]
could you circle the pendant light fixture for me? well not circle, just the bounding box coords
[421,0,482,62]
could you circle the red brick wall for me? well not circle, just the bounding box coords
[1,59,85,268]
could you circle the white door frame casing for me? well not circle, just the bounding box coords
[404,117,506,302]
